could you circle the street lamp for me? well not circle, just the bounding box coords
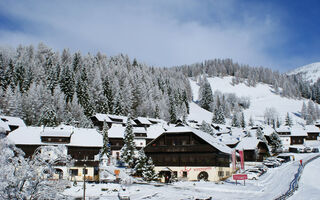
[83,164,86,200]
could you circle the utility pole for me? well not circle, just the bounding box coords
[83,164,86,200]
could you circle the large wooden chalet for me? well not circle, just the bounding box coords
[144,126,233,182]
[7,124,103,182]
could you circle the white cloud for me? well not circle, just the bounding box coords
[0,0,284,69]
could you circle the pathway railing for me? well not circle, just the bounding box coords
[274,154,320,200]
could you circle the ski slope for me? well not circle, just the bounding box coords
[189,76,310,124]
[288,62,320,83]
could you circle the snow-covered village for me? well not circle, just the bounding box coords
[1,1,320,200]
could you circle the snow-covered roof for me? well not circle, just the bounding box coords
[275,126,291,133]
[67,128,102,147]
[40,124,73,137]
[8,126,42,145]
[133,127,147,134]
[146,125,165,139]
[135,117,152,125]
[290,126,308,137]
[0,120,10,131]
[92,113,113,123]
[108,124,165,139]
[304,125,320,133]
[8,126,103,147]
[212,124,231,134]
[108,125,125,138]
[165,126,232,154]
[0,115,26,127]
[235,137,263,150]
[92,113,136,125]
[217,134,240,145]
[262,126,276,136]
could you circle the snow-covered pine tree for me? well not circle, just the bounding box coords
[76,69,93,116]
[231,112,240,127]
[284,112,293,127]
[276,118,281,128]
[169,94,177,124]
[240,112,246,128]
[200,121,214,135]
[212,106,225,124]
[102,76,113,113]
[154,104,160,119]
[120,115,137,168]
[248,116,254,127]
[134,150,148,177]
[307,100,316,122]
[142,157,158,182]
[269,132,282,153]
[198,78,213,111]
[59,65,75,103]
[100,120,110,161]
[315,104,320,120]
[38,106,59,127]
[256,127,266,142]
[182,90,190,114]
[301,102,307,120]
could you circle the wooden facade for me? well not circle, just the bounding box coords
[144,132,230,167]
[242,142,268,162]
[306,132,319,140]
[290,136,305,145]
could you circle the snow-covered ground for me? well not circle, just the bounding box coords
[189,76,310,124]
[63,153,320,200]
[289,157,320,200]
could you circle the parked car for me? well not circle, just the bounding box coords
[266,157,282,165]
[305,147,312,153]
[245,172,260,180]
[312,148,319,153]
[254,165,268,173]
[245,169,263,176]
[275,157,285,163]
[118,188,130,200]
[276,155,292,162]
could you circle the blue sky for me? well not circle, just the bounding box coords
[0,0,319,72]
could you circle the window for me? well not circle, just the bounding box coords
[173,171,178,178]
[226,171,230,176]
[70,169,78,176]
[218,171,224,177]
[83,169,88,175]
[183,171,188,178]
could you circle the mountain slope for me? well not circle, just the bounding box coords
[189,76,310,125]
[288,62,320,83]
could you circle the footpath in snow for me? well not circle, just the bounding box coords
[289,156,320,200]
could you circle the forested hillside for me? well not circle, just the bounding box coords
[175,59,320,102]
[0,44,191,127]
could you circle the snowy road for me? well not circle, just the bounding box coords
[289,156,320,200]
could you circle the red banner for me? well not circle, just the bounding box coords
[233,174,248,180]
[239,150,244,170]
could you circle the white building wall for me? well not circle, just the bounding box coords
[154,166,232,182]
[280,136,291,150]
